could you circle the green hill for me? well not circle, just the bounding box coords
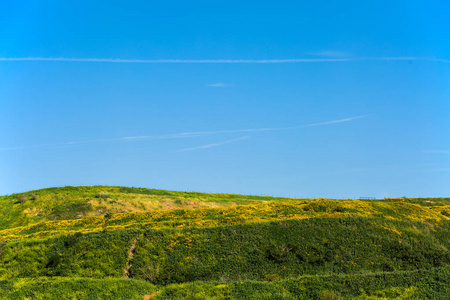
[0,186,449,299]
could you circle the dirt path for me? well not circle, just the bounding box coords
[123,239,137,278]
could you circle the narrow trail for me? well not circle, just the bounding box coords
[124,239,137,278]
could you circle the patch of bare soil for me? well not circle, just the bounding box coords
[161,201,177,210]
[184,201,202,209]
[23,208,42,216]
[123,239,137,278]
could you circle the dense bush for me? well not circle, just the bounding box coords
[1,217,449,284]
[155,266,450,299]
[130,218,450,285]
[0,230,140,279]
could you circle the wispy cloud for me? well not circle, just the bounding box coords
[1,57,449,63]
[175,136,250,152]
[176,115,369,136]
[297,115,369,128]
[206,83,230,87]
[0,57,352,63]
[149,115,369,138]
[0,115,367,151]
[0,132,208,151]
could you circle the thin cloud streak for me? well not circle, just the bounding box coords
[0,115,367,151]
[175,136,250,152]
[0,133,208,151]
[174,115,369,135]
[1,57,449,63]
[0,133,207,151]
[0,57,354,63]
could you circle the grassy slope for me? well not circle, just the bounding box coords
[2,267,449,299]
[0,186,449,299]
[155,267,450,300]
[2,186,448,231]
[2,188,449,242]
[0,186,300,231]
[0,277,156,300]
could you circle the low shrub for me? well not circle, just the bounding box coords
[95,192,110,199]
[319,290,343,300]
[265,274,281,282]
[16,194,27,204]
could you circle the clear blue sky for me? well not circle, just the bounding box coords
[1,0,449,198]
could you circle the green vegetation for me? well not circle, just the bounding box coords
[0,277,156,300]
[0,185,299,232]
[155,267,450,300]
[0,186,449,299]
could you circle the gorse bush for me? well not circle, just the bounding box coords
[1,186,448,234]
[2,196,449,242]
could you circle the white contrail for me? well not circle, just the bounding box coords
[175,136,250,152]
[168,115,369,135]
[0,57,354,63]
[0,115,367,151]
[0,57,448,63]
[0,132,208,151]
[298,115,368,128]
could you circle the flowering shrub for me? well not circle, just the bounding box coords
[1,199,449,242]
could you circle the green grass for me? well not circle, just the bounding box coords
[130,218,450,284]
[0,277,156,300]
[154,266,450,299]
[2,193,448,242]
[0,185,304,231]
[0,230,140,279]
[0,186,449,299]
[1,267,448,299]
[1,218,449,283]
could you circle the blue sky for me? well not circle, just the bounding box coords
[1,0,449,198]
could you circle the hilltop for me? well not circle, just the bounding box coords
[0,186,449,299]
